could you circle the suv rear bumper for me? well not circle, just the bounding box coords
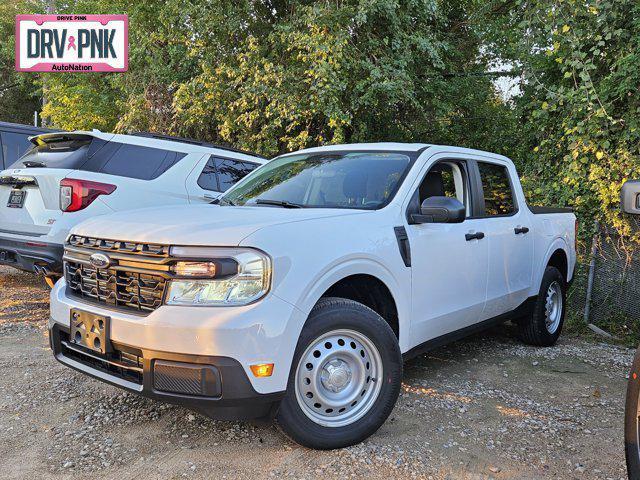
[49,323,285,421]
[0,235,63,274]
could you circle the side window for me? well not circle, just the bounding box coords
[82,143,186,180]
[197,157,220,192]
[417,161,468,213]
[1,131,33,168]
[215,158,259,191]
[477,162,516,216]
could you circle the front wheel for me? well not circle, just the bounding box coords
[276,297,402,449]
[626,347,640,480]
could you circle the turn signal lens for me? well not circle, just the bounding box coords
[172,261,217,277]
[250,363,274,377]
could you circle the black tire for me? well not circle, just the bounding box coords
[276,297,402,449]
[518,266,566,346]
[626,347,640,480]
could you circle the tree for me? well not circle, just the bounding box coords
[30,0,512,158]
[0,0,41,124]
[478,0,640,243]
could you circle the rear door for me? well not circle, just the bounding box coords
[185,155,261,203]
[474,159,534,318]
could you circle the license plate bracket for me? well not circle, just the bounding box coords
[7,189,26,208]
[69,309,111,354]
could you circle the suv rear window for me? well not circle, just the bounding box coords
[9,135,187,180]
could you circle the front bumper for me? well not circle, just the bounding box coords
[49,323,284,420]
[0,234,63,274]
[49,279,306,418]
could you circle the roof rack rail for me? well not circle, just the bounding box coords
[130,132,265,159]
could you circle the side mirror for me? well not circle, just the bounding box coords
[621,181,640,215]
[411,196,465,224]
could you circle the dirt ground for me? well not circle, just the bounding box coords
[0,265,633,479]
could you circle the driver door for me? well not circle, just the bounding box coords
[405,155,489,345]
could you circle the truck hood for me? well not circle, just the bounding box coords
[71,204,366,246]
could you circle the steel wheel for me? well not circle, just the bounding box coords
[294,328,383,428]
[544,280,563,334]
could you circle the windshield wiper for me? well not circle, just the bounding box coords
[255,199,304,209]
[218,198,236,206]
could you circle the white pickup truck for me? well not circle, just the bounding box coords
[48,143,577,449]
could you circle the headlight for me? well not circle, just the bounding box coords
[165,247,271,306]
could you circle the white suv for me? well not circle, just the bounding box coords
[0,131,266,281]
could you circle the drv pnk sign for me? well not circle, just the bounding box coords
[15,15,128,72]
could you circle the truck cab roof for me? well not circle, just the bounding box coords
[279,142,514,165]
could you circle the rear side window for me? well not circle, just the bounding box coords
[477,162,516,216]
[197,156,259,192]
[1,131,33,169]
[82,143,186,180]
[9,136,187,180]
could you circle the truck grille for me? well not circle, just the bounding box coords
[64,236,170,314]
[67,234,170,257]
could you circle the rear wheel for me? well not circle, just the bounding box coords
[626,347,640,480]
[276,297,402,449]
[518,266,566,346]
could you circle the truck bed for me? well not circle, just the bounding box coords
[529,205,573,214]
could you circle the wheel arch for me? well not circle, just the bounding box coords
[533,239,572,294]
[320,274,399,339]
[293,259,409,352]
[547,248,569,283]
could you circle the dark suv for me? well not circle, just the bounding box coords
[0,121,59,170]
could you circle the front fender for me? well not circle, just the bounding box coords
[283,256,410,352]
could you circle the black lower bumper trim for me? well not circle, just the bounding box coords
[50,323,285,421]
[0,235,63,274]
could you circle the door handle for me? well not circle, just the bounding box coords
[514,226,530,235]
[465,231,485,241]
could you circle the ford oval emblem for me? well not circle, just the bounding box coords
[89,253,111,269]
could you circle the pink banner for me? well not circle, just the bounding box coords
[15,14,128,72]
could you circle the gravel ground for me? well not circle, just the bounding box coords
[0,265,634,479]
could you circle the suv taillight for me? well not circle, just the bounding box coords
[60,179,116,212]
[575,218,579,251]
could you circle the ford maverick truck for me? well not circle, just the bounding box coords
[48,143,576,449]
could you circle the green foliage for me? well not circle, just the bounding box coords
[0,0,40,124]
[3,0,515,158]
[480,0,640,247]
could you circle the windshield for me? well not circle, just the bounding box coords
[220,151,413,209]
